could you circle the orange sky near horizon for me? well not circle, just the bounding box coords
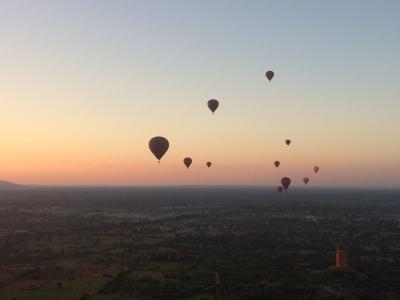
[1,126,399,187]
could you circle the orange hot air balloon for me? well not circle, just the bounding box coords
[313,166,320,173]
[303,177,310,184]
[206,161,212,168]
[280,177,291,190]
[274,161,280,168]
[266,70,274,81]
[207,99,219,114]
[277,186,284,193]
[149,136,169,162]
[183,157,192,169]
[285,139,291,146]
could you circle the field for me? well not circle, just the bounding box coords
[0,187,400,299]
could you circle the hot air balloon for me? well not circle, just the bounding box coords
[207,99,219,114]
[266,70,274,81]
[149,136,169,162]
[274,161,280,168]
[206,161,212,168]
[303,177,310,184]
[183,157,192,169]
[280,177,291,190]
[313,166,320,173]
[277,186,284,193]
[285,139,291,146]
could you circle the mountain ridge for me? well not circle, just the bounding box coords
[0,180,21,189]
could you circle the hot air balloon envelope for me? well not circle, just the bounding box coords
[183,157,192,168]
[206,161,212,168]
[207,99,219,114]
[149,136,169,161]
[285,139,291,146]
[277,186,284,193]
[303,177,310,184]
[274,161,280,168]
[266,70,274,81]
[281,177,291,190]
[313,166,320,173]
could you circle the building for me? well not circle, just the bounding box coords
[335,244,348,270]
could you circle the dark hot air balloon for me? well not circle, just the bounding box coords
[206,161,212,168]
[149,136,169,162]
[303,177,310,184]
[183,157,192,169]
[274,161,280,168]
[313,166,320,173]
[277,186,284,193]
[280,177,291,190]
[285,139,291,146]
[266,70,274,81]
[207,99,219,114]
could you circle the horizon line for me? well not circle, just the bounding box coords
[6,183,400,191]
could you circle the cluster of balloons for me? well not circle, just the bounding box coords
[148,85,228,167]
[148,70,320,190]
[274,139,320,192]
[148,137,213,168]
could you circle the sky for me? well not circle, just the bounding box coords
[0,0,400,187]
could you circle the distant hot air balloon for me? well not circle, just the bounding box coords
[266,70,274,81]
[149,136,169,162]
[207,99,219,114]
[277,186,284,193]
[285,139,291,146]
[303,177,310,184]
[274,161,280,168]
[206,161,212,168]
[313,166,320,173]
[280,177,291,191]
[183,157,192,169]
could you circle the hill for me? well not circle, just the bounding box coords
[0,180,22,189]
